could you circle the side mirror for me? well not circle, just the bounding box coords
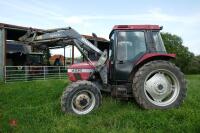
[92,33,98,47]
[92,33,98,59]
[92,33,97,38]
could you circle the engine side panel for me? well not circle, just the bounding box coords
[67,62,95,82]
[68,68,94,82]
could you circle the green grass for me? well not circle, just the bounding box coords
[0,75,200,133]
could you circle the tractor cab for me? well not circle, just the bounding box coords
[108,25,168,82]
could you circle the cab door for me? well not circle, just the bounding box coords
[108,32,116,82]
[113,31,147,81]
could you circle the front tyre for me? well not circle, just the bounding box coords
[61,81,102,115]
[133,60,187,109]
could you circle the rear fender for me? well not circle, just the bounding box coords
[129,53,176,80]
[136,53,176,65]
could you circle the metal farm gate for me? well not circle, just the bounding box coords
[4,66,68,83]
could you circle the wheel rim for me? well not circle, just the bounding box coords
[144,69,180,106]
[71,90,96,115]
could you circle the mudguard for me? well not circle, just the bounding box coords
[136,53,176,65]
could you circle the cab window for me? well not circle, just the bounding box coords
[152,32,166,52]
[117,31,146,61]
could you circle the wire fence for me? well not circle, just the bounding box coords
[4,66,68,83]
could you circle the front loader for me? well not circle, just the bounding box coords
[20,25,187,115]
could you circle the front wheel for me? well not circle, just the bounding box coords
[61,81,102,115]
[133,60,187,109]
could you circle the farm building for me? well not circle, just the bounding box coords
[0,23,109,82]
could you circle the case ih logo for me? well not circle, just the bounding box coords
[68,69,93,73]
[72,69,82,73]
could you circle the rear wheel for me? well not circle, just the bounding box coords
[61,80,102,115]
[133,60,186,109]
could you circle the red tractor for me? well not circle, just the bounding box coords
[20,25,186,115]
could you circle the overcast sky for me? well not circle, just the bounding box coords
[1,0,200,56]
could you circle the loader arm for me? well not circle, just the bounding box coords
[19,27,108,83]
[19,27,102,55]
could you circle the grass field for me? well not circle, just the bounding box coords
[0,75,200,133]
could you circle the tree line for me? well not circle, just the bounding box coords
[161,33,200,74]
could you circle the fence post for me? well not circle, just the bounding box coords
[4,66,6,83]
[59,66,61,79]
[43,66,46,80]
[0,29,5,82]
[25,66,28,81]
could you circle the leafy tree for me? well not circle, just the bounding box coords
[161,33,194,73]
[188,55,200,74]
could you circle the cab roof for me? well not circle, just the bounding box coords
[109,25,162,39]
[113,25,162,30]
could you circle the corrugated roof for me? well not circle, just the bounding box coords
[0,23,108,42]
[0,23,43,32]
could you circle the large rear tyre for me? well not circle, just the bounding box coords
[133,60,187,109]
[61,80,102,115]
